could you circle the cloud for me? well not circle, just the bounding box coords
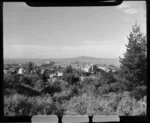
[116,1,139,15]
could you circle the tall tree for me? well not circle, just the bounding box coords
[119,23,147,90]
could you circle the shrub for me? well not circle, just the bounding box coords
[81,77,96,94]
[130,85,147,100]
[93,92,122,115]
[97,84,111,95]
[4,73,17,89]
[67,94,89,115]
[116,92,136,116]
[34,79,44,90]
[16,83,41,96]
[132,99,147,116]
[4,93,54,116]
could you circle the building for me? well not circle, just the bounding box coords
[98,66,110,72]
[81,64,92,73]
[18,67,24,74]
[80,76,84,81]
[49,73,57,78]
[57,71,63,77]
[45,61,50,64]
[41,69,45,74]
[4,69,8,74]
[112,69,116,72]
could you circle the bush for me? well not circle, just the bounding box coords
[4,73,17,88]
[63,66,80,85]
[16,83,41,96]
[132,99,147,116]
[4,94,28,116]
[4,94,54,116]
[93,92,122,115]
[81,77,96,94]
[130,85,147,100]
[116,92,135,116]
[67,94,89,115]
[97,69,116,85]
[34,79,44,90]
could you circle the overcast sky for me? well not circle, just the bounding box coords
[3,1,146,59]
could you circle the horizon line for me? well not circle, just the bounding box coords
[4,56,119,60]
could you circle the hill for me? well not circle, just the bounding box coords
[4,56,120,67]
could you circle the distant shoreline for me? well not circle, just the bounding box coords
[4,56,119,60]
[4,56,120,67]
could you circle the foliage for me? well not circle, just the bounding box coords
[4,94,54,116]
[115,92,146,116]
[130,85,147,100]
[67,94,89,115]
[16,83,41,96]
[25,62,35,73]
[116,97,134,116]
[96,70,116,86]
[119,23,147,90]
[4,73,15,88]
[81,77,96,94]
[4,73,20,95]
[42,81,62,97]
[63,65,80,85]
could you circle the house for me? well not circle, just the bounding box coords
[45,61,50,64]
[52,77,57,82]
[4,69,8,74]
[112,69,116,72]
[80,76,84,81]
[41,69,45,74]
[18,67,24,74]
[57,71,63,77]
[98,66,110,72]
[49,73,57,78]
[81,64,91,72]
[81,67,89,72]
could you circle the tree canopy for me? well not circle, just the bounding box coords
[119,23,147,90]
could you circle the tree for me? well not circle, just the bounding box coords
[27,62,35,73]
[93,65,98,74]
[63,66,80,85]
[49,61,55,66]
[119,23,147,90]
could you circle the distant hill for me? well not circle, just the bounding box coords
[4,56,120,67]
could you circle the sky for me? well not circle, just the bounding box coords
[3,1,146,59]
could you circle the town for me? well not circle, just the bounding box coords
[4,61,118,84]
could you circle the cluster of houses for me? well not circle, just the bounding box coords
[74,63,117,73]
[80,64,94,73]
[4,63,64,80]
[4,62,117,79]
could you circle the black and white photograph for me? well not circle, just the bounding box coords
[3,1,147,123]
